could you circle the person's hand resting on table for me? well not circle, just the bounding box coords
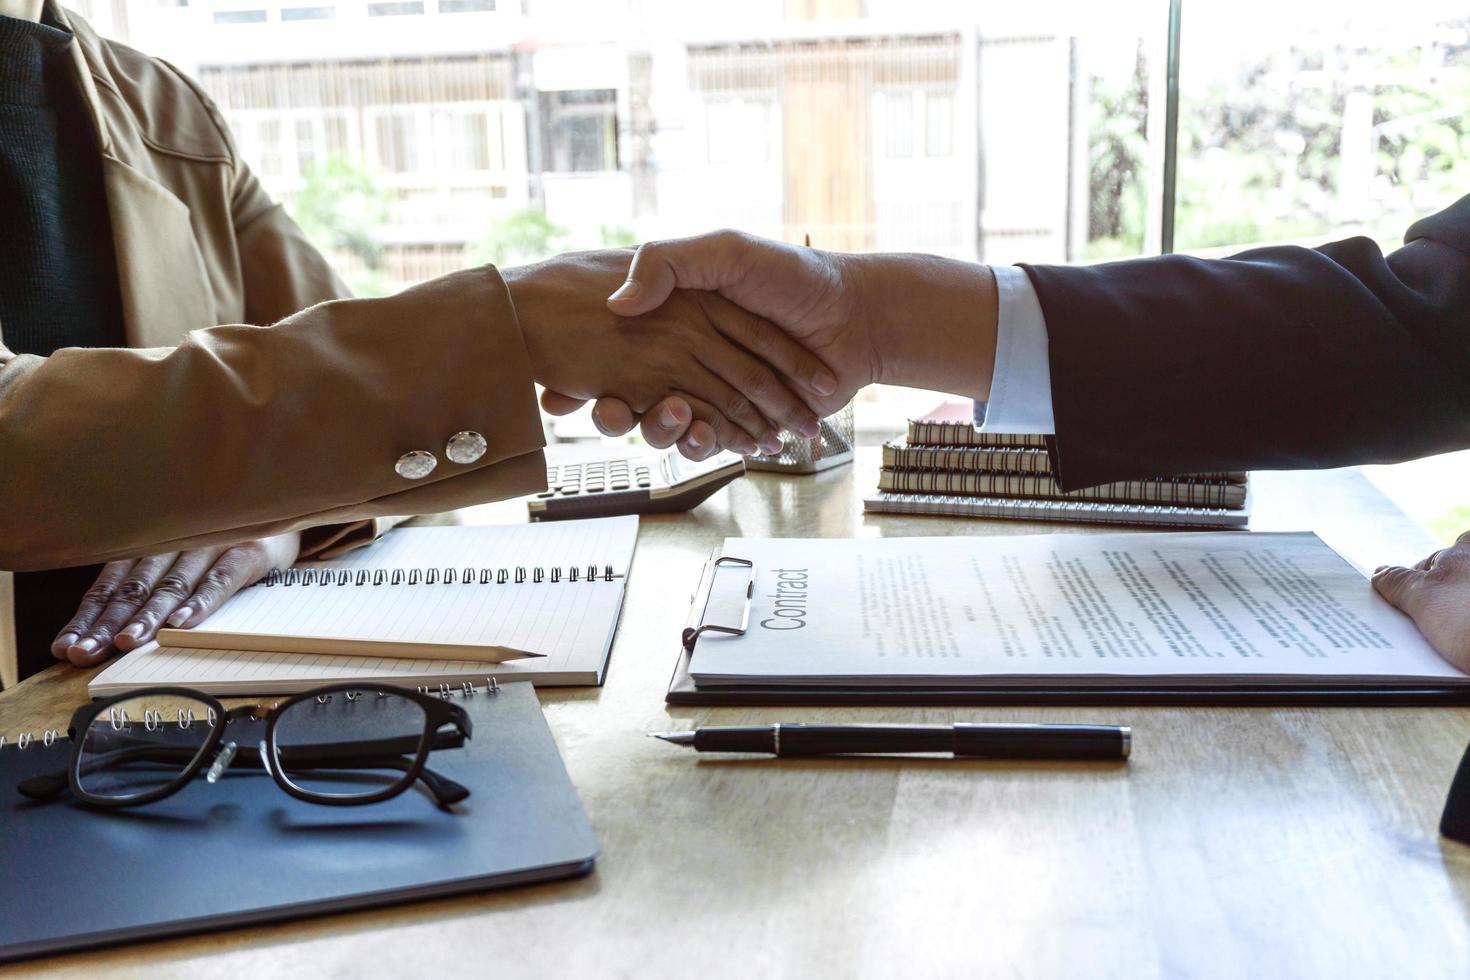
[1373,531,1470,674]
[540,231,997,458]
[51,532,302,667]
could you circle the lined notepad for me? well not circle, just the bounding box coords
[90,517,638,696]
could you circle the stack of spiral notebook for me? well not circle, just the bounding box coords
[864,403,1250,529]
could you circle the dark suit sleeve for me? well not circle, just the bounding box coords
[1021,194,1470,491]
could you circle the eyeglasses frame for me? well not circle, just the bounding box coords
[59,683,474,808]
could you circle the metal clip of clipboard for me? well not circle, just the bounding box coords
[681,555,756,650]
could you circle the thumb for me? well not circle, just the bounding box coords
[607,231,749,316]
[1371,564,1426,614]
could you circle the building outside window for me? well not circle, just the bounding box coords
[539,90,619,173]
[69,0,1470,539]
[370,110,420,174]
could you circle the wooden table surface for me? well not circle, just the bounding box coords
[3,450,1468,979]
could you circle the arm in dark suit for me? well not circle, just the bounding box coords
[1023,195,1470,491]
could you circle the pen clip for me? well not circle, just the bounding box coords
[682,555,756,650]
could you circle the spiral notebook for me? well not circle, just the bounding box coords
[0,681,598,964]
[877,470,1249,508]
[864,491,1252,528]
[93,517,638,695]
[870,403,1251,530]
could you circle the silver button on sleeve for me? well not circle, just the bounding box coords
[446,430,488,465]
[395,450,438,480]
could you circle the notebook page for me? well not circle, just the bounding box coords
[189,571,624,653]
[157,517,636,660]
[89,631,605,696]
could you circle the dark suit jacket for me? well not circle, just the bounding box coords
[1023,195,1470,491]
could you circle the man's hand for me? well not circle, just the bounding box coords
[51,532,301,667]
[553,230,996,458]
[504,248,836,456]
[1372,531,1470,674]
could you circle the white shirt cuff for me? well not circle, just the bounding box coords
[978,264,1055,435]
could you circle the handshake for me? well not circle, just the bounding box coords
[505,230,998,459]
[47,229,1000,671]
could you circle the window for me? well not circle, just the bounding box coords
[1176,3,1470,255]
[212,9,265,23]
[368,1,423,15]
[373,112,420,173]
[1172,1,1470,539]
[879,91,914,158]
[322,115,350,158]
[704,96,776,165]
[539,90,618,173]
[925,92,954,157]
[108,2,1470,532]
[255,119,283,176]
[446,111,490,171]
[281,6,334,20]
[295,118,317,173]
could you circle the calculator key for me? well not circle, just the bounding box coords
[560,486,580,495]
[611,479,630,490]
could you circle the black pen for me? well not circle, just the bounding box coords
[649,723,1130,760]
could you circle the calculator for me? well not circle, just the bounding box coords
[528,448,747,521]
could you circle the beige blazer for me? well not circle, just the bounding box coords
[0,5,549,684]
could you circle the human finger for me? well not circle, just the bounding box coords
[168,544,274,630]
[692,329,821,439]
[606,231,747,316]
[590,398,638,437]
[698,292,838,402]
[540,389,589,416]
[1413,549,1446,572]
[52,560,135,660]
[66,552,181,666]
[676,419,721,461]
[637,396,694,449]
[674,390,765,457]
[678,365,783,454]
[114,548,222,651]
[1371,564,1426,615]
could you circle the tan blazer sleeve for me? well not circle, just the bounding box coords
[225,129,396,559]
[0,267,547,572]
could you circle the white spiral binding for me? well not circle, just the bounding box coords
[0,678,505,748]
[259,564,618,588]
[0,730,59,750]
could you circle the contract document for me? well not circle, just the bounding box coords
[687,532,1470,689]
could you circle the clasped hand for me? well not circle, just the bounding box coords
[535,231,989,458]
[506,247,854,458]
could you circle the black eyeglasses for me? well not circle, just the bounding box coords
[17,683,476,809]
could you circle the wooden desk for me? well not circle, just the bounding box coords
[4,451,1468,978]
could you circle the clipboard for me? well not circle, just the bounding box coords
[665,553,1470,707]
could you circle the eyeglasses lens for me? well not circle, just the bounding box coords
[271,691,428,801]
[77,695,216,802]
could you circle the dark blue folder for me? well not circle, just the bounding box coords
[0,682,597,964]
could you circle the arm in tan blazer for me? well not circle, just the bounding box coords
[0,268,547,571]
